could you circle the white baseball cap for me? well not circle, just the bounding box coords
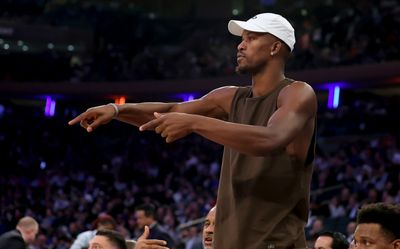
[228,13,296,51]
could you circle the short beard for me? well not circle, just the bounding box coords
[235,63,264,75]
[235,65,248,75]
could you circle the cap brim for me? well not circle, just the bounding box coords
[228,20,266,36]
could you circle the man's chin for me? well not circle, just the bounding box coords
[203,245,212,249]
[235,66,248,75]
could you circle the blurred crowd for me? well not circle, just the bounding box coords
[0,90,399,248]
[0,0,399,82]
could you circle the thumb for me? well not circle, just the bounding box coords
[154,112,163,118]
[138,226,150,240]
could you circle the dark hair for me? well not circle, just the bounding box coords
[357,202,400,240]
[136,203,156,218]
[317,231,349,249]
[93,213,117,230]
[96,229,127,249]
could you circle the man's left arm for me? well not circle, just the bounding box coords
[140,82,317,156]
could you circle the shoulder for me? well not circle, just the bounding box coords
[203,86,240,99]
[76,230,96,239]
[152,225,173,238]
[278,81,317,113]
[200,86,242,116]
[280,81,316,100]
[152,224,167,233]
[0,230,23,240]
[282,81,315,94]
[0,231,24,248]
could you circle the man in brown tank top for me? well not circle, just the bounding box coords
[69,13,317,249]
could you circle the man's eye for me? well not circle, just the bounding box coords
[356,239,371,247]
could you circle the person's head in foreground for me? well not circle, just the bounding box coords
[89,229,127,249]
[353,202,400,249]
[314,231,349,249]
[94,213,117,231]
[203,206,216,249]
[16,216,39,244]
[228,13,295,75]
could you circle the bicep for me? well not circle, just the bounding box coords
[171,86,238,119]
[266,83,317,142]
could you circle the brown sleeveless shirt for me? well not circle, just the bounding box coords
[214,79,315,249]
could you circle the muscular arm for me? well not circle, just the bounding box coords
[142,82,317,156]
[116,85,234,126]
[68,86,237,132]
[194,82,317,155]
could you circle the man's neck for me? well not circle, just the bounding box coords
[251,70,286,97]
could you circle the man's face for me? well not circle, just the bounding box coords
[202,207,216,249]
[236,30,278,74]
[89,235,117,249]
[353,223,396,249]
[22,227,38,244]
[314,236,333,249]
[135,210,151,229]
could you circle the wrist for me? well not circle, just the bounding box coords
[108,103,119,118]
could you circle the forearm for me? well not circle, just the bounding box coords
[191,115,285,156]
[116,102,177,127]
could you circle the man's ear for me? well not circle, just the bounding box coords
[393,239,400,249]
[270,41,282,56]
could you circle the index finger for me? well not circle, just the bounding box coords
[68,112,87,125]
[139,115,163,131]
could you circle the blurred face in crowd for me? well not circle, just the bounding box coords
[19,226,39,244]
[135,210,153,229]
[314,235,333,249]
[89,235,118,249]
[203,207,216,249]
[353,223,399,249]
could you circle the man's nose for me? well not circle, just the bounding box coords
[237,40,246,50]
[205,226,214,233]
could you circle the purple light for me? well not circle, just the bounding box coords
[175,93,198,102]
[44,96,56,117]
[45,97,51,116]
[50,100,56,116]
[327,84,340,109]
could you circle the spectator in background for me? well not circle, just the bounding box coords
[88,230,127,249]
[70,213,116,249]
[353,202,400,248]
[135,204,175,249]
[314,231,349,249]
[307,217,325,241]
[0,216,39,249]
[127,226,169,249]
[346,221,356,243]
[202,207,216,249]
[184,227,202,249]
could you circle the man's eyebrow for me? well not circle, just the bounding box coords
[89,242,103,248]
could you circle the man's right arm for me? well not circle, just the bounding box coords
[68,86,237,132]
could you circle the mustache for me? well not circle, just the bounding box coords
[203,233,214,240]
